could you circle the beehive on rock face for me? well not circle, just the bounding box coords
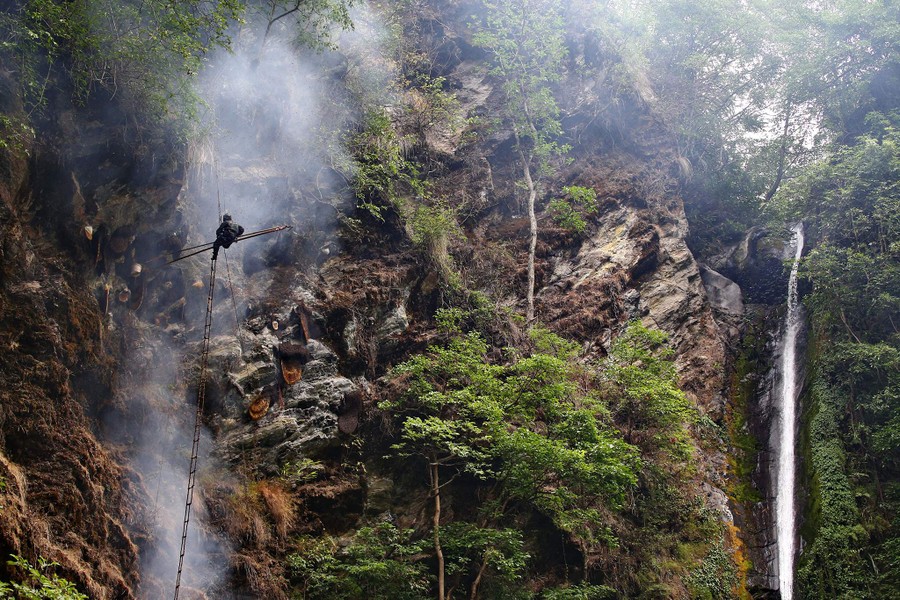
[279,342,310,386]
[248,393,271,420]
[281,362,302,385]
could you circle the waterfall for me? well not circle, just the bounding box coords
[776,223,804,600]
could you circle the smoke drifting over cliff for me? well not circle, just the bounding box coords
[123,11,397,596]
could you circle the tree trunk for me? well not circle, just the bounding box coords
[431,460,445,600]
[469,553,489,600]
[517,145,537,329]
[763,103,793,204]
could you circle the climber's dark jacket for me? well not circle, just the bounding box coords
[212,218,244,259]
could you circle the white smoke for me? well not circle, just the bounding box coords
[127,4,399,597]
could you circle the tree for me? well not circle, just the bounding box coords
[382,327,498,600]
[257,0,355,51]
[602,321,696,456]
[646,0,780,163]
[777,75,900,599]
[287,523,431,599]
[441,523,528,599]
[473,0,569,327]
[6,0,244,112]
[380,312,639,599]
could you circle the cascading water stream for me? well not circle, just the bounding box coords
[776,223,804,600]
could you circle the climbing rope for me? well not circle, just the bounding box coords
[213,150,223,221]
[173,255,217,600]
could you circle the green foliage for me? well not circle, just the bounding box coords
[540,583,616,599]
[408,201,462,287]
[798,342,900,599]
[603,322,697,458]
[434,307,466,334]
[279,458,325,483]
[529,325,581,362]
[1,0,245,123]
[0,114,33,153]
[473,0,570,323]
[287,523,431,599]
[684,540,738,600]
[349,109,426,221]
[547,199,587,235]
[472,0,569,172]
[797,380,871,598]
[803,246,900,344]
[258,0,355,51]
[441,523,529,594]
[409,202,458,248]
[548,186,599,235]
[610,0,900,258]
[777,1,900,134]
[773,56,900,597]
[406,74,466,141]
[787,115,900,386]
[382,315,640,538]
[0,555,87,599]
[632,0,781,171]
[773,112,900,248]
[375,315,714,594]
[0,0,358,129]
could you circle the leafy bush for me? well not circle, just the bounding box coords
[796,381,870,598]
[548,186,600,235]
[541,583,617,599]
[0,555,87,600]
[1,0,244,123]
[602,321,697,458]
[684,540,738,600]
[350,110,427,221]
[287,523,431,600]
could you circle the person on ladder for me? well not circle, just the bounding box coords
[212,213,244,260]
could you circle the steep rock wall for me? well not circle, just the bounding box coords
[0,5,756,598]
[0,80,142,598]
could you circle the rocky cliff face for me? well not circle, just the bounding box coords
[0,78,149,597]
[0,4,789,597]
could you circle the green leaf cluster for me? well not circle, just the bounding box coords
[384,324,640,526]
[602,322,697,459]
[789,111,900,597]
[472,0,569,173]
[1,0,245,122]
[797,380,870,598]
[0,555,87,600]
[349,109,427,221]
[384,321,699,591]
[548,186,599,236]
[441,523,528,592]
[287,523,431,599]
[371,320,680,595]
[539,583,616,600]
[259,0,355,51]
[774,112,900,256]
[683,539,738,600]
